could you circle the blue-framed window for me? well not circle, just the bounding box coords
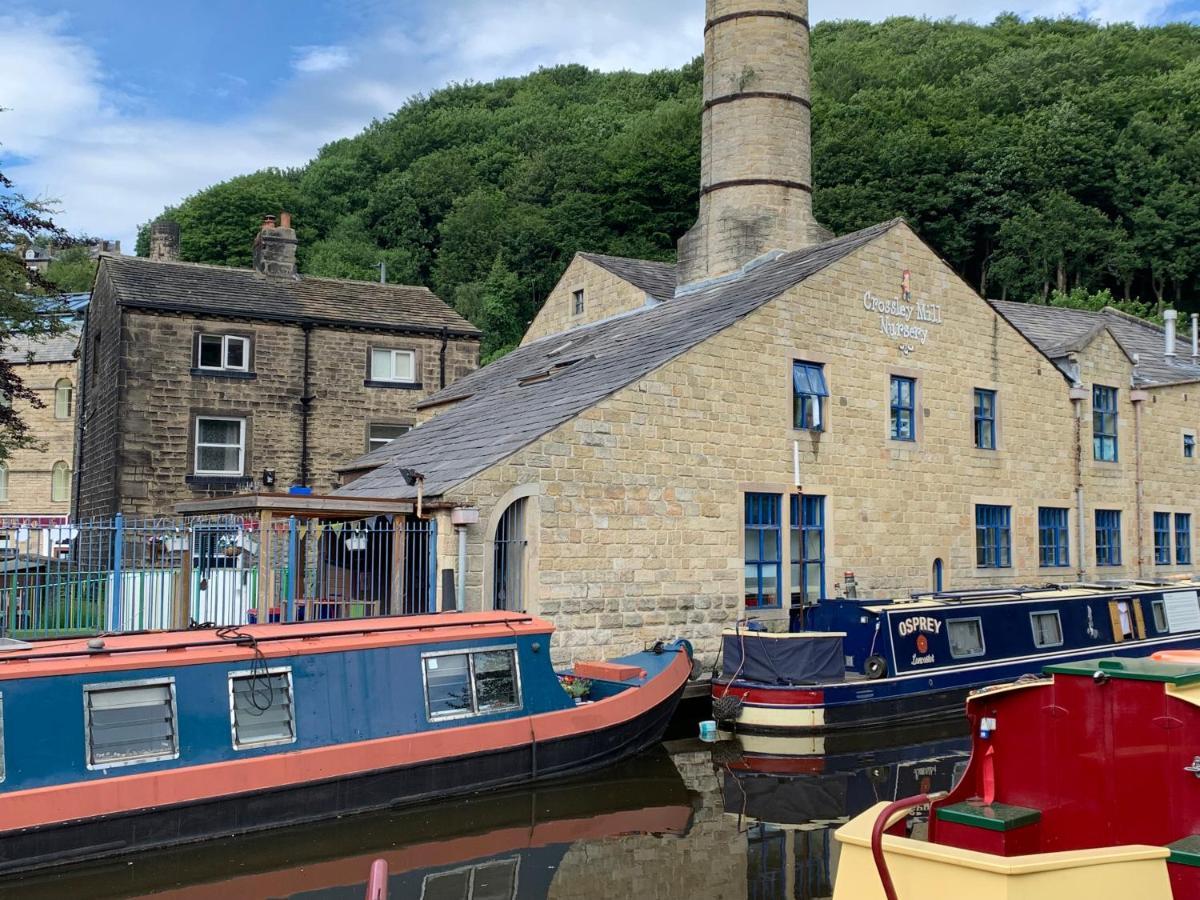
[790,494,825,604]
[975,505,1011,568]
[744,493,781,609]
[1154,512,1172,565]
[1092,385,1118,461]
[1186,433,1195,459]
[890,376,916,441]
[1095,509,1122,566]
[792,362,828,431]
[973,389,996,450]
[1038,507,1070,568]
[1177,513,1192,566]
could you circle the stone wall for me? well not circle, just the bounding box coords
[521,256,656,346]
[548,749,746,900]
[2,358,78,516]
[76,300,478,518]
[436,222,1200,666]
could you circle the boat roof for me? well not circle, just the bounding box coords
[858,579,1200,614]
[0,611,550,680]
[1045,656,1200,686]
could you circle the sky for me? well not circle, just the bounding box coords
[2,0,1197,251]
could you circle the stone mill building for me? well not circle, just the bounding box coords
[73,216,480,518]
[336,0,1200,665]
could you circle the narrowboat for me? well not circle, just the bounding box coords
[832,652,1200,899]
[712,580,1200,733]
[0,611,692,874]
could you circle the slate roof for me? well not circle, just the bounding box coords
[1,329,80,365]
[989,301,1200,387]
[337,220,901,499]
[578,253,677,303]
[98,256,481,337]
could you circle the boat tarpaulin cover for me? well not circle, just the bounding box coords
[722,632,844,683]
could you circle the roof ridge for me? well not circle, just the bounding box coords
[579,251,674,267]
[1102,305,1164,334]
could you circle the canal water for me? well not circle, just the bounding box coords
[10,724,969,900]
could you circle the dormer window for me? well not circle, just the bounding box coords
[197,334,249,372]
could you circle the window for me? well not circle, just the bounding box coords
[54,378,73,419]
[1038,507,1069,568]
[890,376,916,441]
[1030,611,1063,648]
[51,461,71,502]
[790,494,825,604]
[194,417,246,477]
[1186,433,1196,459]
[1154,512,1172,565]
[422,648,521,721]
[370,348,416,383]
[1093,385,1118,461]
[493,498,527,611]
[422,859,519,900]
[1152,599,1169,632]
[1178,514,1193,566]
[84,679,178,768]
[975,505,1011,569]
[973,389,996,450]
[197,334,249,372]
[573,289,585,315]
[0,465,8,503]
[229,669,296,749]
[793,362,828,431]
[947,618,986,659]
[745,493,782,608]
[1096,509,1122,567]
[367,423,410,453]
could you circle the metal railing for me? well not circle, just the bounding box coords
[0,514,437,638]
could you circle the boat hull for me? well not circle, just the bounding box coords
[0,673,687,876]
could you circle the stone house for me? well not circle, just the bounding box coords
[73,217,480,518]
[0,329,80,522]
[333,0,1200,666]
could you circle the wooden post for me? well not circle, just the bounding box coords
[173,544,192,631]
[258,511,274,622]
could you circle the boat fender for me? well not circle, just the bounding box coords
[713,693,743,723]
[864,655,889,680]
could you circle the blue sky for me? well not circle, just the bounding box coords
[2,0,1197,250]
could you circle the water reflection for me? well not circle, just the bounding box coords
[8,725,969,899]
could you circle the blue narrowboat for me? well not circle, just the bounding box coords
[0,611,692,874]
[712,580,1200,733]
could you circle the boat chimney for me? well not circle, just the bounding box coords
[1164,308,1177,359]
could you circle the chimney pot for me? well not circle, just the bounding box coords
[262,215,276,229]
[279,211,292,229]
[1164,308,1178,358]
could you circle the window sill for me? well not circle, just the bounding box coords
[186,475,251,490]
[191,369,256,380]
[364,380,423,390]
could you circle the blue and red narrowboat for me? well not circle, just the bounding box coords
[0,611,692,874]
[833,650,1200,899]
[713,580,1200,734]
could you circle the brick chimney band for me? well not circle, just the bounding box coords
[700,177,814,197]
[704,91,813,112]
[705,10,809,33]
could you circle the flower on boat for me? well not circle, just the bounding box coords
[558,674,592,699]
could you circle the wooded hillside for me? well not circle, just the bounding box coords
[140,16,1200,358]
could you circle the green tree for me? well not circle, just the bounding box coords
[43,245,96,293]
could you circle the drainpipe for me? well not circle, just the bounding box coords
[449,508,480,612]
[1070,385,1088,581]
[73,317,91,518]
[1132,388,1149,578]
[439,326,449,391]
[299,324,314,488]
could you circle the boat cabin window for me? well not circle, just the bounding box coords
[1030,611,1064,648]
[947,618,986,659]
[423,647,522,721]
[229,669,296,749]
[422,857,519,899]
[84,679,179,769]
[1152,599,1169,632]
[1108,599,1145,642]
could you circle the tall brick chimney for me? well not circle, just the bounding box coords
[252,212,298,278]
[148,219,181,262]
[676,0,826,289]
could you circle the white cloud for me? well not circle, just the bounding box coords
[291,45,354,74]
[0,0,1191,252]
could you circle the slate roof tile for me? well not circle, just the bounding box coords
[578,253,677,302]
[1,329,80,365]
